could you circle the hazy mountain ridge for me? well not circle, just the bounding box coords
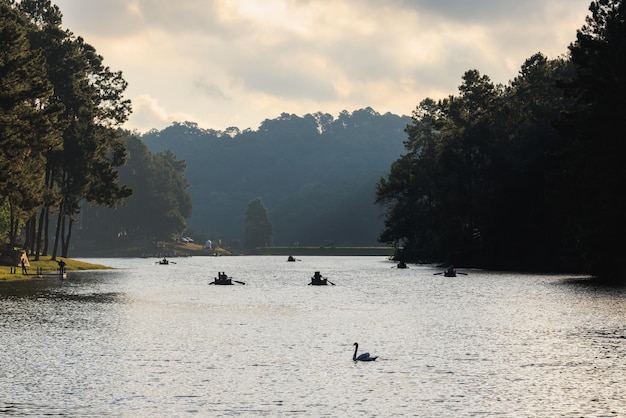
[141,108,412,246]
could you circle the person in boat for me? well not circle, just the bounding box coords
[287,255,296,262]
[397,260,407,269]
[446,265,456,276]
[310,271,326,285]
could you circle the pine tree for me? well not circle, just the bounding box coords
[244,198,273,249]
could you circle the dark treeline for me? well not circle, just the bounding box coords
[0,0,132,259]
[75,134,192,253]
[140,109,410,248]
[376,0,626,284]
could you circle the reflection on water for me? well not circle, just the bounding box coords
[1,256,625,416]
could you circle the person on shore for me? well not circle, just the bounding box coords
[21,259,27,275]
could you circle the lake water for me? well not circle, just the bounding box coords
[1,256,625,417]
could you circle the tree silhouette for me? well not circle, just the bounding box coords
[244,197,273,249]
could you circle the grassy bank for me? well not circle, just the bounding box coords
[249,246,396,257]
[0,256,111,282]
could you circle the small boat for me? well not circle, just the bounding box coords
[158,258,169,265]
[444,266,456,277]
[309,271,334,285]
[434,267,466,277]
[211,272,234,285]
[211,277,233,285]
[287,255,296,262]
[396,261,408,269]
[309,277,327,285]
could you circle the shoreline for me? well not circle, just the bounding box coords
[0,256,112,282]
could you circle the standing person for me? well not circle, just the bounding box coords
[58,259,66,274]
[21,259,27,275]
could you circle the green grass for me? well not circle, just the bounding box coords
[0,255,111,281]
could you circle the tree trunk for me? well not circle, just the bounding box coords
[8,200,17,248]
[42,206,50,256]
[62,217,73,258]
[24,215,36,256]
[35,207,46,260]
[51,200,63,260]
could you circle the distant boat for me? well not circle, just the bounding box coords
[158,258,169,265]
[396,261,408,269]
[211,272,233,285]
[287,255,296,262]
[211,277,233,285]
[434,267,466,277]
[309,271,334,285]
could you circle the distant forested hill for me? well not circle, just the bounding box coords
[141,107,411,246]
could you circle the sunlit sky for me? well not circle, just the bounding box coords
[53,0,591,133]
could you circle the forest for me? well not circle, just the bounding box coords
[139,109,410,248]
[376,0,626,284]
[0,0,132,260]
[0,0,193,259]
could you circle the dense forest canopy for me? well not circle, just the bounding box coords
[376,0,626,284]
[71,110,408,253]
[244,197,273,249]
[140,109,410,247]
[75,133,192,251]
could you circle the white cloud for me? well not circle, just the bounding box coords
[53,0,591,133]
[126,95,168,132]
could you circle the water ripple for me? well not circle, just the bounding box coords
[1,257,625,416]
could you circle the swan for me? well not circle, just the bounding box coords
[353,342,378,361]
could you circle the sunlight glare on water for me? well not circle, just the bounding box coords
[1,256,625,416]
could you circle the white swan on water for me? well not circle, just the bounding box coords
[353,342,378,361]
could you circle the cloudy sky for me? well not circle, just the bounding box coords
[53,0,592,133]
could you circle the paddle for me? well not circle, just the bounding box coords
[433,272,443,275]
[233,280,246,285]
[457,272,468,275]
